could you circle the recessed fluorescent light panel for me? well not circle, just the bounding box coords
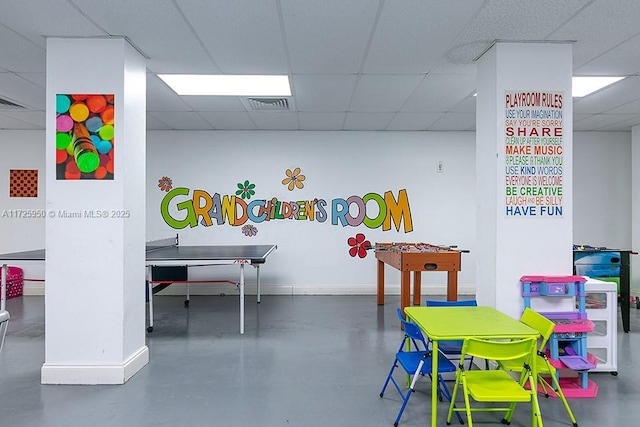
[158,74,291,96]
[572,76,624,97]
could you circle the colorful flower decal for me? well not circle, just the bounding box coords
[158,176,173,192]
[235,180,256,199]
[282,167,305,191]
[242,224,258,237]
[348,233,371,258]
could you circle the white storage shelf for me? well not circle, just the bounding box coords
[584,277,618,374]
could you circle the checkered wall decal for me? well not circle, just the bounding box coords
[9,169,39,197]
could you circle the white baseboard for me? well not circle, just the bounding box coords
[153,283,477,296]
[23,283,45,295]
[41,346,149,385]
[24,283,476,297]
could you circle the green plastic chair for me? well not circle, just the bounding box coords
[446,336,542,427]
[499,308,578,426]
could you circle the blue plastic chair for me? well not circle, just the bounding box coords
[379,308,463,426]
[425,299,478,370]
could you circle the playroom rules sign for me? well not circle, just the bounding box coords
[504,90,564,217]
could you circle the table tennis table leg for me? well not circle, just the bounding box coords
[185,280,190,307]
[1,264,6,311]
[146,266,154,333]
[240,264,245,334]
[256,265,261,304]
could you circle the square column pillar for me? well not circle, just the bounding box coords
[475,42,573,318]
[43,38,147,384]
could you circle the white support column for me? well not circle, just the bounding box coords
[42,38,148,384]
[475,42,573,318]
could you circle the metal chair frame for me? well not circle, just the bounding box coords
[380,308,463,426]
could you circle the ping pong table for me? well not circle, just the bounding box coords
[145,235,276,334]
[0,235,277,335]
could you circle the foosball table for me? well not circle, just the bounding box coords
[374,242,468,312]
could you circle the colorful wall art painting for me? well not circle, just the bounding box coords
[56,94,114,180]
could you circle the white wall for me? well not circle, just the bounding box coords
[0,130,46,291]
[0,130,46,253]
[573,131,632,249]
[1,129,633,295]
[146,131,477,295]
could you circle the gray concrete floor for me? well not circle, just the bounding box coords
[0,294,638,427]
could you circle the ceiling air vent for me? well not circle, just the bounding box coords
[0,97,25,110]
[247,97,289,111]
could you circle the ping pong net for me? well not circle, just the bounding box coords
[145,235,184,295]
[145,234,178,253]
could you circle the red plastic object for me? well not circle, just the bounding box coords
[5,266,24,299]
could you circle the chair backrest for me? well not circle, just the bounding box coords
[0,310,10,353]
[519,308,555,350]
[396,308,428,347]
[425,299,478,307]
[461,337,537,363]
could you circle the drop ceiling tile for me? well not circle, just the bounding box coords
[0,112,42,129]
[298,112,346,130]
[364,0,485,73]
[606,98,640,115]
[573,113,594,122]
[248,111,299,130]
[16,72,46,88]
[349,75,423,112]
[575,33,640,76]
[198,112,256,130]
[0,1,637,132]
[574,113,638,131]
[175,0,288,74]
[343,112,394,130]
[147,111,213,130]
[453,0,591,48]
[427,112,476,131]
[146,113,172,130]
[72,0,218,73]
[429,61,478,76]
[282,0,379,73]
[147,74,192,112]
[0,72,45,109]
[292,75,357,112]
[0,110,45,128]
[0,0,104,48]
[386,112,443,131]
[550,0,640,68]
[0,25,45,72]
[450,95,477,113]
[402,74,477,112]
[599,116,640,131]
